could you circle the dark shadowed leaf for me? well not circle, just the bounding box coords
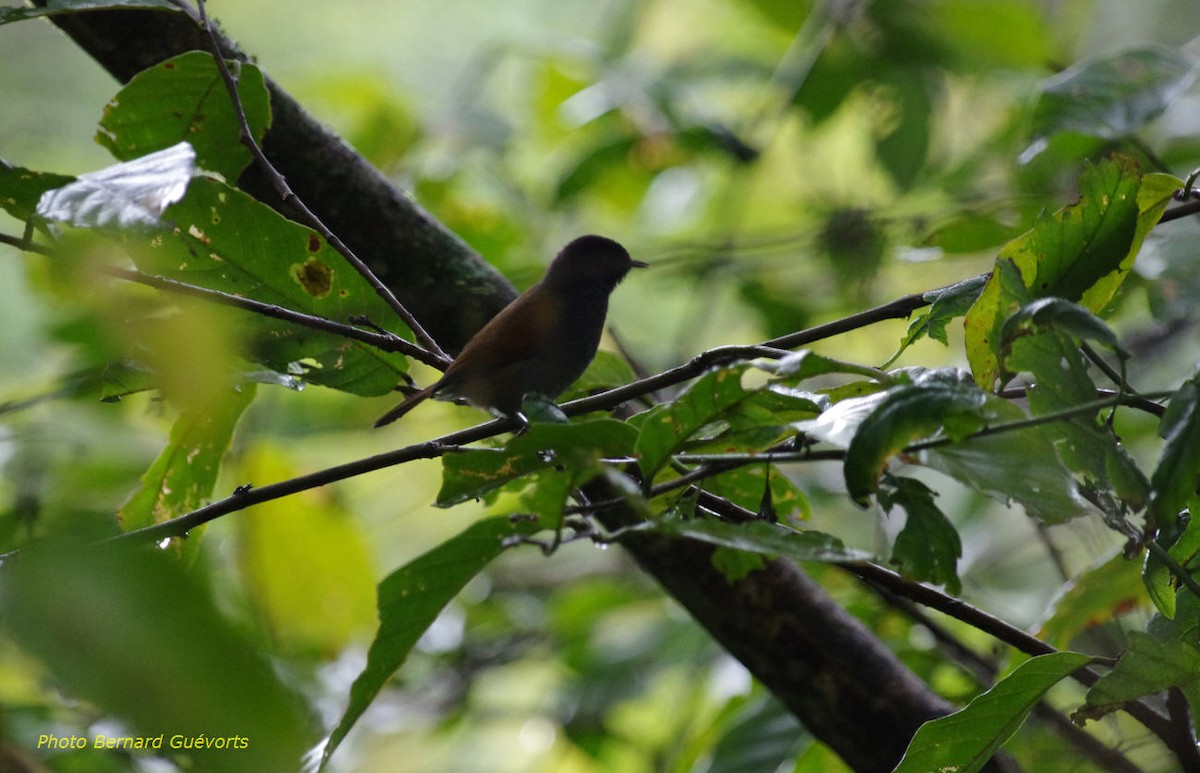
[1147,379,1200,534]
[841,373,989,505]
[881,476,962,594]
[1078,593,1200,725]
[707,691,810,773]
[1005,326,1149,512]
[920,394,1088,524]
[892,273,987,362]
[1032,46,1199,143]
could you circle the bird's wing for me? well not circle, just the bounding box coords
[444,285,560,381]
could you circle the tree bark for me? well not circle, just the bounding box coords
[36,4,970,769]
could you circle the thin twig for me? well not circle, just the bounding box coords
[192,0,451,366]
[110,268,441,364]
[0,231,444,367]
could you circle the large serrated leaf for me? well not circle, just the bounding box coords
[880,476,962,594]
[1078,625,1200,725]
[321,515,542,768]
[896,651,1094,773]
[1005,326,1149,511]
[965,157,1151,388]
[920,394,1088,524]
[98,51,270,182]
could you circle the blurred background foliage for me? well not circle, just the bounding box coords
[3,0,1200,771]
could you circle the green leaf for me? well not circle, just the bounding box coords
[1038,553,1145,648]
[892,273,987,362]
[1031,46,1199,144]
[554,133,642,204]
[0,160,74,221]
[965,157,1146,388]
[1005,326,1149,511]
[999,298,1128,363]
[705,464,810,524]
[875,69,931,191]
[0,0,180,24]
[635,365,754,478]
[895,652,1093,773]
[1079,628,1200,724]
[0,544,316,773]
[706,691,809,773]
[711,547,767,582]
[881,476,962,594]
[437,419,637,507]
[629,518,872,564]
[1142,494,1200,620]
[757,349,889,384]
[1084,171,1180,311]
[322,515,541,767]
[923,214,1025,254]
[98,51,271,182]
[918,390,1087,523]
[131,176,408,395]
[1147,379,1200,534]
[843,374,990,506]
[116,384,255,547]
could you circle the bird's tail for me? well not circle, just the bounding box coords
[374,383,439,428]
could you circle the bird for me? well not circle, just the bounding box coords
[374,234,646,429]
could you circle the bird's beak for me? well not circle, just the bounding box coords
[630,259,649,269]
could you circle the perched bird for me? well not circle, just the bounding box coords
[375,235,646,429]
